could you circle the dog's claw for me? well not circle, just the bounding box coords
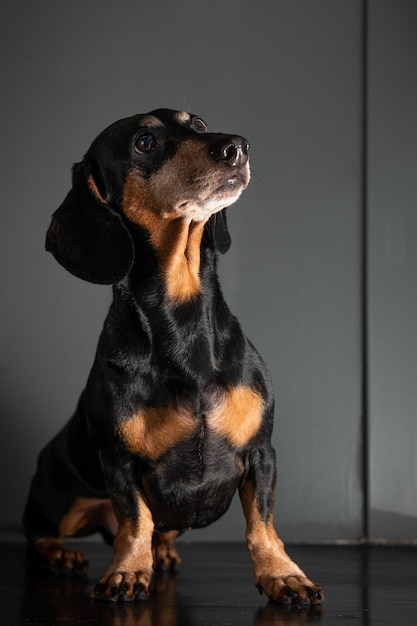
[283,586,298,598]
[135,584,148,601]
[92,583,105,597]
[91,572,151,602]
[307,586,324,604]
[256,574,324,606]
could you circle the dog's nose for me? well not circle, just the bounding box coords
[210,135,250,167]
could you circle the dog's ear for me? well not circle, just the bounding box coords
[205,209,231,254]
[46,163,134,284]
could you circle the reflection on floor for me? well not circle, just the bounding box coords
[2,540,416,625]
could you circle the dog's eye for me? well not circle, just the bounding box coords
[135,132,157,154]
[191,117,207,134]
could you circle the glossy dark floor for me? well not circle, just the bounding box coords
[2,540,417,625]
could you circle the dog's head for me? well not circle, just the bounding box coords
[46,109,250,284]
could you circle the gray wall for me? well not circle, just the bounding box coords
[368,0,417,540]
[0,0,414,543]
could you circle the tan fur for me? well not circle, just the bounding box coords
[174,111,191,123]
[152,530,182,568]
[139,115,165,128]
[116,405,198,459]
[87,174,106,204]
[59,497,117,537]
[33,499,117,572]
[208,386,264,447]
[117,386,263,460]
[123,140,248,223]
[240,482,323,603]
[93,493,155,599]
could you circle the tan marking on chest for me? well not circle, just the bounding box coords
[208,386,264,447]
[116,406,198,460]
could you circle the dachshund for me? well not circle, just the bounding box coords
[23,108,323,605]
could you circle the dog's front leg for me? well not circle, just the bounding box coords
[239,448,324,605]
[91,460,154,602]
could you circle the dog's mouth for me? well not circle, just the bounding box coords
[211,168,250,202]
[215,173,245,194]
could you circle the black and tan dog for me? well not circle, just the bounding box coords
[23,109,323,605]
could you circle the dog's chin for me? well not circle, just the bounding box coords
[210,179,245,207]
[176,176,248,221]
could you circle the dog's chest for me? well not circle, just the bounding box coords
[116,384,264,460]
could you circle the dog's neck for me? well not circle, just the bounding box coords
[129,214,208,303]
[152,217,206,302]
[111,214,226,380]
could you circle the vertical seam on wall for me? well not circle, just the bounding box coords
[361,0,370,541]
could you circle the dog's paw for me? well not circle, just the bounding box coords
[153,542,181,571]
[31,539,88,575]
[256,574,324,605]
[50,548,89,575]
[91,570,151,602]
